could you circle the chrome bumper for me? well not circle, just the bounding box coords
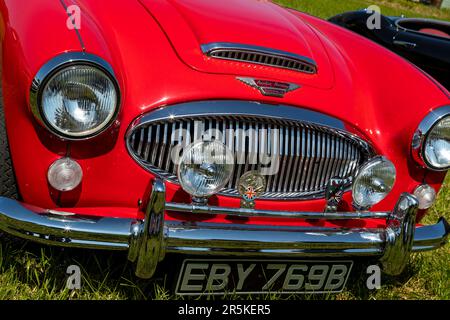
[0,179,448,279]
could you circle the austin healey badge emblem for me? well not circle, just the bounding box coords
[238,171,266,209]
[324,177,351,213]
[237,77,300,98]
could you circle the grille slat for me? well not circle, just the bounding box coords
[128,115,369,199]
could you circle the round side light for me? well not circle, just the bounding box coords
[47,158,83,191]
[413,184,436,210]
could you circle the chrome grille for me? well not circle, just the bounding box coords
[201,43,317,74]
[127,107,371,200]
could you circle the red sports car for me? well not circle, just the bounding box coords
[0,0,449,294]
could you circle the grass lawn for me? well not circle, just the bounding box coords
[0,0,449,300]
[278,0,450,20]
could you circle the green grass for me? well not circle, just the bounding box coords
[277,0,450,20]
[1,0,449,300]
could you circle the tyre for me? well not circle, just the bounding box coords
[0,87,19,200]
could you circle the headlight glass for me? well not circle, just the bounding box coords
[178,141,234,198]
[352,157,396,210]
[423,116,450,170]
[40,65,118,138]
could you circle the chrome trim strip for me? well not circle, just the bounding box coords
[130,101,346,130]
[29,52,120,140]
[411,105,450,171]
[201,42,317,74]
[165,202,389,220]
[0,183,449,279]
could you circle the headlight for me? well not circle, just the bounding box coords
[352,156,396,210]
[412,106,450,171]
[31,53,119,139]
[177,141,234,200]
[423,116,450,170]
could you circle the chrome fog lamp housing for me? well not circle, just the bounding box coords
[413,184,436,210]
[30,53,120,139]
[177,140,234,200]
[412,105,450,171]
[352,156,396,210]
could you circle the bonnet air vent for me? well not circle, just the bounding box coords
[201,42,317,74]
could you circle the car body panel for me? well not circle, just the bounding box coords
[139,0,334,89]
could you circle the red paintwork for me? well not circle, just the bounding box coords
[0,0,449,229]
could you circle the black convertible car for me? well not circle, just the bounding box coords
[329,9,450,91]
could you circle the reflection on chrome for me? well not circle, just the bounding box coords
[0,179,448,279]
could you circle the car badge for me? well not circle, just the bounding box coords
[324,177,351,213]
[237,77,300,98]
[238,171,267,209]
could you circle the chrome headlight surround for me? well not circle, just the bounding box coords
[30,52,120,140]
[412,105,450,171]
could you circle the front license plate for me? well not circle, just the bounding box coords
[175,259,353,295]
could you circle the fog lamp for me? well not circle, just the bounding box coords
[47,158,83,191]
[352,156,396,210]
[413,184,436,209]
[177,141,234,199]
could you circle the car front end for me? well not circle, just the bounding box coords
[0,0,449,288]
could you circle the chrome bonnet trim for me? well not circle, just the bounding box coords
[201,42,317,74]
[0,179,449,279]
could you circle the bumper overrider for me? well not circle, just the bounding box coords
[0,179,449,279]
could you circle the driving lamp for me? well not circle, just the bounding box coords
[177,141,234,200]
[352,156,396,210]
